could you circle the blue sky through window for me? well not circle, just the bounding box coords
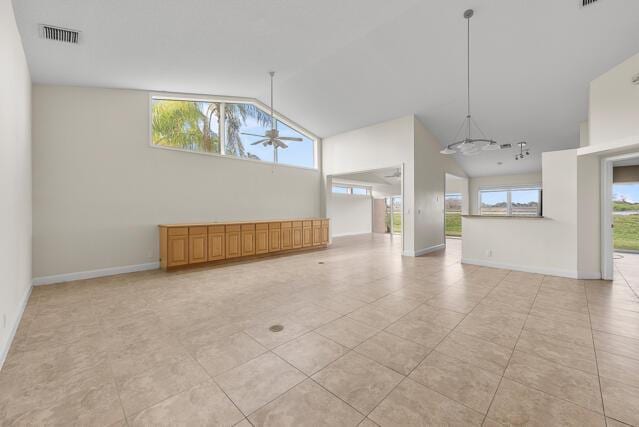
[613,183,639,203]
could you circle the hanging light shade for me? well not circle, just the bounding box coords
[440,9,521,157]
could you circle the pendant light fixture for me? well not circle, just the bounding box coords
[440,9,500,156]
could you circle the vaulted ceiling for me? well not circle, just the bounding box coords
[14,0,639,176]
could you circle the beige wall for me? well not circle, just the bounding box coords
[0,0,32,366]
[469,173,543,215]
[32,85,321,281]
[330,194,372,237]
[588,52,639,149]
[614,165,639,183]
[372,199,386,233]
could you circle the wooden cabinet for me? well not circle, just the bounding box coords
[225,225,241,259]
[189,227,207,264]
[269,222,281,252]
[208,225,225,261]
[255,223,269,255]
[321,220,330,244]
[312,220,322,246]
[160,218,329,270]
[281,222,292,250]
[292,221,303,248]
[303,221,313,247]
[241,224,255,256]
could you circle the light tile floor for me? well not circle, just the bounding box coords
[1,235,639,426]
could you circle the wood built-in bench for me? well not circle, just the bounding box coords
[159,219,330,270]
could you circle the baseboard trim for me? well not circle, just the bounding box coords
[404,244,446,257]
[461,258,602,279]
[33,262,160,286]
[332,232,373,238]
[1,285,32,371]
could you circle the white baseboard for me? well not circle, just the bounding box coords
[1,285,32,371]
[462,258,572,279]
[332,232,372,238]
[404,243,446,257]
[33,262,160,286]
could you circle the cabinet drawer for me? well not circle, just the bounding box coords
[255,223,269,231]
[208,225,225,233]
[189,226,207,235]
[303,221,312,228]
[292,221,303,227]
[312,220,322,226]
[281,221,292,228]
[226,224,241,232]
[241,224,255,231]
[322,219,329,226]
[269,222,281,230]
[167,227,188,236]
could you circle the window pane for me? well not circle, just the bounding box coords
[332,186,349,194]
[445,194,462,212]
[480,191,508,215]
[511,189,540,216]
[275,120,315,168]
[224,103,273,161]
[151,99,220,153]
[352,187,368,196]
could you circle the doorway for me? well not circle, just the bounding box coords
[445,173,469,238]
[385,196,402,235]
[601,153,639,280]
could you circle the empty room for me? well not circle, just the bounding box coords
[2,0,639,425]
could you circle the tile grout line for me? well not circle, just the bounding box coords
[480,276,544,425]
[357,269,512,421]
[584,278,609,425]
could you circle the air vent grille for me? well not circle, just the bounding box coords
[39,25,80,44]
[500,143,512,149]
[581,0,599,6]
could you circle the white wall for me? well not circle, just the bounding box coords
[32,85,321,281]
[413,119,467,254]
[330,194,372,237]
[588,52,639,149]
[462,149,601,278]
[469,172,543,215]
[0,0,32,366]
[323,116,415,252]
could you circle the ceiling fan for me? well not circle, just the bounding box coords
[241,71,303,149]
[384,169,401,178]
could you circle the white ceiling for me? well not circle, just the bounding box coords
[14,0,639,176]
[333,167,402,187]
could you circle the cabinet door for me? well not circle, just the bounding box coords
[303,226,313,247]
[226,232,241,259]
[167,235,189,267]
[292,226,303,248]
[208,232,225,261]
[321,225,329,244]
[281,227,292,250]
[189,234,207,263]
[242,230,255,256]
[312,225,322,246]
[269,229,281,252]
[255,229,269,254]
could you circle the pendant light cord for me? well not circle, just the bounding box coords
[467,14,471,140]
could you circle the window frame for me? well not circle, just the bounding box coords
[148,92,319,170]
[478,185,542,217]
[332,184,372,196]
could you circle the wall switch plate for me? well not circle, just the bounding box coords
[2,314,6,329]
[486,249,492,257]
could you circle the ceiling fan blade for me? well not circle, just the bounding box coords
[251,139,269,145]
[275,140,288,149]
[242,132,267,138]
[277,137,303,142]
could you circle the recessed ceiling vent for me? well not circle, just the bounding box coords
[500,143,512,149]
[581,0,599,7]
[39,25,80,44]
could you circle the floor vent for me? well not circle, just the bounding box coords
[581,0,599,7]
[39,25,80,44]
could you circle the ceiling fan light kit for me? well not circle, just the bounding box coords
[440,9,530,161]
[241,71,303,154]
